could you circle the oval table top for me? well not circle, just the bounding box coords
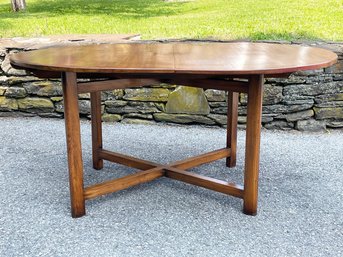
[10,42,338,75]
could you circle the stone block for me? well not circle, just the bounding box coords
[316,43,343,53]
[36,84,61,96]
[153,113,215,125]
[155,103,165,112]
[4,87,27,98]
[0,86,7,96]
[315,93,343,103]
[129,102,162,114]
[0,96,18,111]
[266,75,306,85]
[5,76,40,86]
[23,81,62,96]
[296,119,326,132]
[209,102,228,114]
[264,121,294,130]
[240,93,247,105]
[105,100,127,108]
[263,103,313,114]
[314,93,343,108]
[283,82,343,96]
[50,97,63,102]
[78,93,90,100]
[17,97,54,113]
[102,113,122,122]
[105,100,128,113]
[238,116,247,124]
[0,76,7,84]
[240,115,274,124]
[262,115,274,123]
[314,107,343,119]
[326,121,343,128]
[286,109,314,122]
[304,75,335,84]
[37,82,62,96]
[0,111,34,118]
[207,114,227,125]
[209,102,227,108]
[123,113,153,120]
[54,100,94,114]
[205,89,226,102]
[106,101,160,114]
[240,84,283,105]
[1,54,27,76]
[166,86,210,115]
[78,100,91,114]
[210,107,226,114]
[102,89,124,100]
[54,101,63,113]
[238,106,247,115]
[263,84,283,104]
[315,101,343,108]
[293,69,324,76]
[282,95,314,105]
[121,119,156,125]
[237,124,246,129]
[106,105,135,114]
[333,75,343,81]
[39,113,63,118]
[123,88,170,102]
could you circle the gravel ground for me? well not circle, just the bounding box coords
[0,117,342,257]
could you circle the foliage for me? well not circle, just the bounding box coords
[0,0,342,41]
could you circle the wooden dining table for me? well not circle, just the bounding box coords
[10,42,337,218]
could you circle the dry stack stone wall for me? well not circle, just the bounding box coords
[0,37,342,131]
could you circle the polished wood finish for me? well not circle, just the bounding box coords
[90,91,103,170]
[165,78,249,93]
[170,148,230,170]
[78,78,160,94]
[243,75,264,215]
[84,168,164,200]
[165,167,244,198]
[84,147,239,199]
[22,69,292,80]
[9,42,338,218]
[78,78,248,94]
[62,72,85,218]
[98,149,159,170]
[98,147,230,172]
[10,43,337,75]
[226,92,239,167]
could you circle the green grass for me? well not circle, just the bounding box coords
[0,0,342,41]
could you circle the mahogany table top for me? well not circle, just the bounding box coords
[10,42,337,75]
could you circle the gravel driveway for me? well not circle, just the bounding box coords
[1,117,342,257]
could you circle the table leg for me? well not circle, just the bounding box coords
[62,72,86,218]
[90,91,103,170]
[243,75,264,215]
[226,91,239,167]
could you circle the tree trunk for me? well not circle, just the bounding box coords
[11,0,26,12]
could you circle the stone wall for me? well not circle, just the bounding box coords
[0,37,342,131]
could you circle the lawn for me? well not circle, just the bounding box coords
[0,0,342,41]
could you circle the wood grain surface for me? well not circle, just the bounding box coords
[10,42,337,75]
